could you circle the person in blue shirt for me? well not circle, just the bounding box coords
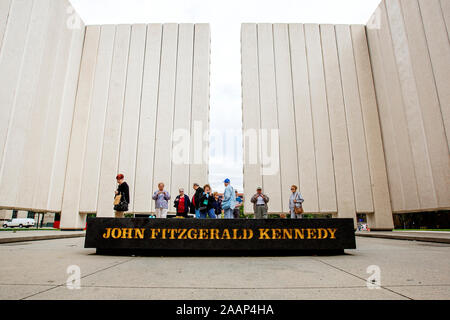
[233,190,243,219]
[221,178,236,219]
[152,182,170,218]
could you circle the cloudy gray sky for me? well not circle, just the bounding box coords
[69,0,381,192]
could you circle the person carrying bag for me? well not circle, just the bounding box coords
[294,192,303,214]
[289,185,304,219]
[114,174,129,218]
[114,192,128,212]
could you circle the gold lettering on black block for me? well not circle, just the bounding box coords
[121,228,133,239]
[198,229,208,239]
[210,229,220,239]
[178,229,187,239]
[307,228,317,239]
[294,228,305,239]
[134,228,145,239]
[272,228,282,239]
[259,229,270,239]
[111,228,121,239]
[232,229,242,239]
[167,229,176,239]
[221,229,231,240]
[282,229,293,239]
[102,228,112,239]
[317,228,328,239]
[327,228,337,239]
[243,229,254,240]
[187,229,198,239]
[150,228,161,239]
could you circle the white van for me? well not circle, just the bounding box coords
[3,218,35,228]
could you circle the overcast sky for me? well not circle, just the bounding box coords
[69,0,381,192]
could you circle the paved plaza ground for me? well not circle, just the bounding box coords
[0,230,85,244]
[0,236,449,300]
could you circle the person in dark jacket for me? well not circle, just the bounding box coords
[174,188,190,218]
[114,174,129,218]
[192,183,204,218]
[198,184,216,219]
[213,192,222,218]
[189,196,196,215]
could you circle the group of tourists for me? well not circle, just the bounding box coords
[148,179,243,219]
[113,174,305,219]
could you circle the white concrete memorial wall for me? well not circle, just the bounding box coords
[0,0,211,229]
[241,22,393,229]
[241,0,450,229]
[61,23,211,228]
[0,0,86,226]
[1,0,448,231]
[366,0,450,215]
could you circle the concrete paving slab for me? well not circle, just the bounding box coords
[313,237,450,287]
[385,285,450,300]
[0,237,129,285]
[0,236,449,299]
[0,230,85,244]
[80,256,364,289]
[356,231,450,243]
[0,284,54,300]
[25,286,405,300]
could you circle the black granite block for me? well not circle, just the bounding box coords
[85,218,355,255]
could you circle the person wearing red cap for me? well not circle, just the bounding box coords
[114,174,129,218]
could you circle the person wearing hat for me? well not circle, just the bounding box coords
[114,174,129,218]
[250,187,269,219]
[222,178,236,219]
